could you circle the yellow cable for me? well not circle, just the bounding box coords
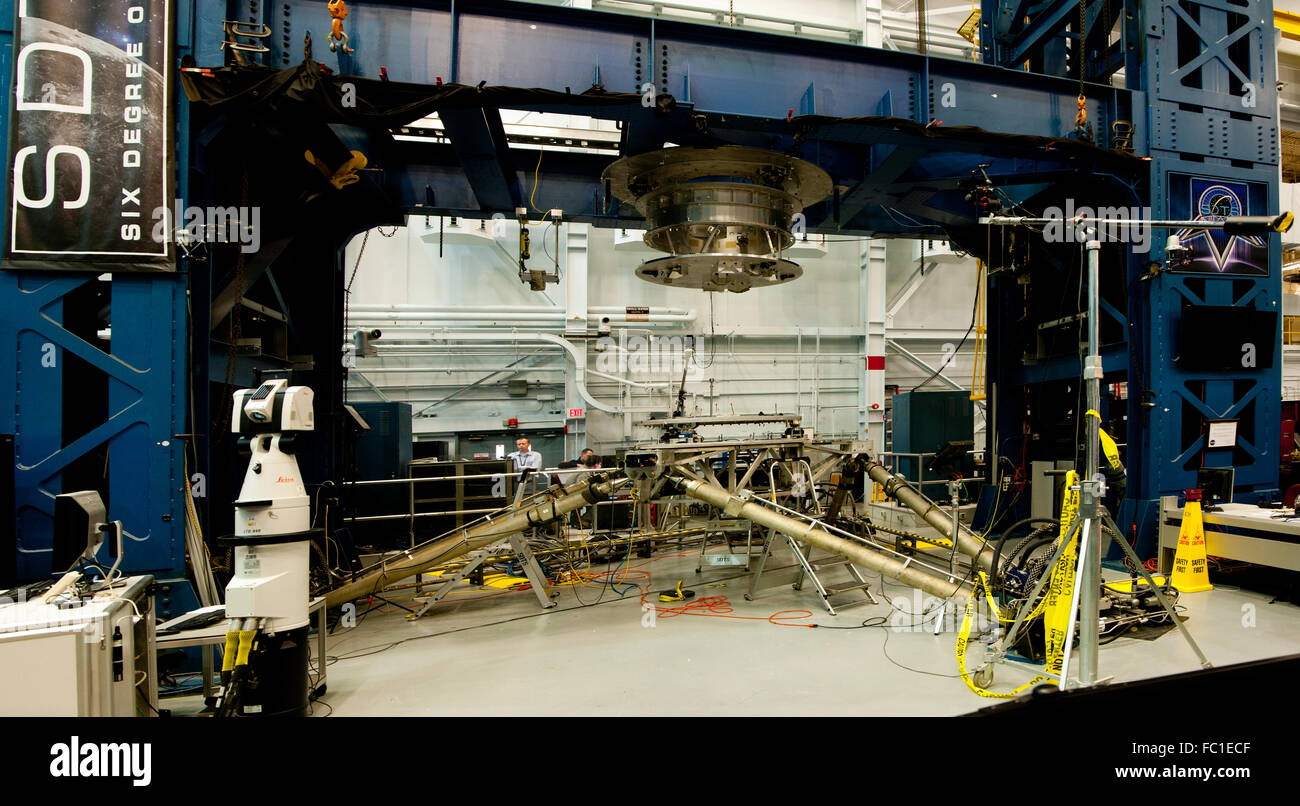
[970,260,987,401]
[221,632,238,673]
[182,447,215,569]
[529,146,544,214]
[235,630,257,667]
[974,471,1003,541]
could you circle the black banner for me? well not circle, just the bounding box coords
[5,0,173,271]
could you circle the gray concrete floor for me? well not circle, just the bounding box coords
[301,542,1300,717]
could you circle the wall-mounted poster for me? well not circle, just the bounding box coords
[1168,174,1269,277]
[5,0,173,271]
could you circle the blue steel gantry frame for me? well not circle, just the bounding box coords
[193,0,1284,556]
[0,0,199,617]
[982,0,1282,556]
[1128,0,1282,553]
[0,0,1283,590]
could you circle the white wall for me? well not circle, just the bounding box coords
[561,0,980,56]
[570,0,862,32]
[343,219,984,459]
[883,238,981,390]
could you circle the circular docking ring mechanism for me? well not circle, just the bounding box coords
[602,146,833,292]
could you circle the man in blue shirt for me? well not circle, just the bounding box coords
[508,437,542,472]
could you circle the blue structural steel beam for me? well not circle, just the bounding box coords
[206,1,1282,568]
[438,106,524,211]
[375,114,1132,233]
[1115,0,1281,557]
[977,0,1282,558]
[983,0,1127,80]
[837,147,930,225]
[1002,0,1084,69]
[1082,0,1126,80]
[0,1,197,611]
[180,0,1134,248]
[245,0,1125,138]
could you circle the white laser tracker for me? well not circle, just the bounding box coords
[227,379,314,630]
[217,379,315,716]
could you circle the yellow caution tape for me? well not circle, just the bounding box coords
[955,476,1089,698]
[1084,411,1124,473]
[869,522,953,549]
[955,476,1085,698]
[955,576,1053,698]
[978,571,1003,621]
[1098,429,1123,473]
[1043,470,1080,677]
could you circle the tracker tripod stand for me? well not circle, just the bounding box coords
[986,238,1213,689]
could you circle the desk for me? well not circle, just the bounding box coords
[0,575,157,716]
[155,597,327,699]
[1158,497,1300,574]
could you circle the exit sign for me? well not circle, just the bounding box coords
[568,408,585,419]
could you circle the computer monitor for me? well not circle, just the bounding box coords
[1197,467,1234,508]
[342,404,371,433]
[927,440,975,478]
[52,491,106,573]
[1177,306,1277,371]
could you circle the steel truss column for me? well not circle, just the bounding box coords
[1118,0,1282,557]
[565,223,589,456]
[0,271,191,610]
[861,239,887,450]
[0,5,195,612]
[861,0,885,48]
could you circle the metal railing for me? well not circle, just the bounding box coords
[589,0,865,43]
[1285,315,1300,346]
[584,0,979,54]
[338,466,625,526]
[344,496,634,524]
[342,466,607,487]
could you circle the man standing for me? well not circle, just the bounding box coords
[508,437,543,472]
[508,437,544,499]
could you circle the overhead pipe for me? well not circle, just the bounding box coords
[404,330,672,413]
[350,304,695,317]
[368,344,569,353]
[350,366,568,373]
[370,346,865,364]
[586,369,677,390]
[863,460,994,571]
[678,478,969,603]
[349,312,696,323]
[325,474,625,607]
[348,306,695,324]
[347,321,688,334]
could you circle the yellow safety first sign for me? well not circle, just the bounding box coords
[1171,494,1214,593]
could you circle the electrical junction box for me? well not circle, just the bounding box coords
[891,390,973,482]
